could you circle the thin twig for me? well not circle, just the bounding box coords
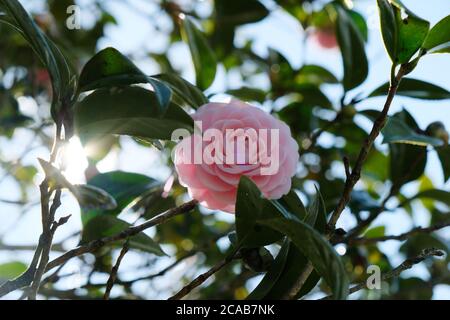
[320,248,444,299]
[346,221,450,246]
[104,240,130,300]
[45,200,198,272]
[327,66,406,231]
[168,248,241,300]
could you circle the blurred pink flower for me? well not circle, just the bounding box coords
[312,28,338,49]
[174,100,299,213]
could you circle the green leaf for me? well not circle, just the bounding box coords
[83,171,160,225]
[348,10,368,42]
[296,65,338,85]
[369,78,450,100]
[259,218,349,300]
[305,186,326,227]
[392,1,430,64]
[272,190,307,221]
[0,261,27,280]
[334,5,368,91]
[363,226,386,238]
[0,0,76,118]
[78,47,172,114]
[377,0,398,61]
[382,117,444,146]
[390,143,427,187]
[81,215,165,256]
[423,15,450,53]
[181,17,217,90]
[154,73,208,109]
[73,184,117,211]
[246,239,291,300]
[215,0,269,26]
[74,86,193,141]
[226,87,267,103]
[235,177,284,248]
[404,189,450,207]
[259,189,326,300]
[437,146,450,182]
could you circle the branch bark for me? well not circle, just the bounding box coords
[45,199,198,272]
[345,221,450,246]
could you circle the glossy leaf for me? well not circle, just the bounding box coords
[382,117,444,146]
[235,176,284,248]
[81,215,165,256]
[369,78,450,100]
[334,5,368,91]
[82,171,160,225]
[78,47,172,114]
[181,17,217,90]
[377,0,397,61]
[423,15,450,53]
[260,218,349,300]
[392,2,430,64]
[154,73,208,109]
[0,0,76,117]
[74,86,193,141]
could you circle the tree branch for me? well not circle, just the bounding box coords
[168,247,240,300]
[348,248,444,296]
[346,221,450,246]
[104,240,129,300]
[45,199,198,272]
[327,66,406,231]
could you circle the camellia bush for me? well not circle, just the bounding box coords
[0,0,449,300]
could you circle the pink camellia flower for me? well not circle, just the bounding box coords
[174,100,299,213]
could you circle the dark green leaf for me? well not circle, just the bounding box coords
[348,10,368,42]
[81,215,165,256]
[423,15,450,53]
[83,171,160,225]
[235,176,284,248]
[154,73,208,109]
[259,218,349,300]
[226,87,267,103]
[78,47,172,114]
[437,146,450,182]
[246,239,291,300]
[390,143,427,187]
[334,5,368,91]
[296,65,338,85]
[74,86,193,141]
[0,0,76,117]
[369,78,450,100]
[181,17,217,90]
[377,0,398,61]
[382,117,444,146]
